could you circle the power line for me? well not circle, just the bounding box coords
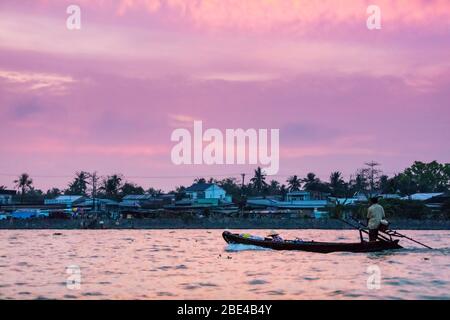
[0,169,403,181]
[0,172,251,179]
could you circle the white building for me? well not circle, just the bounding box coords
[185,183,227,200]
[286,191,311,201]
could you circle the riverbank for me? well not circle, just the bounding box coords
[1,218,450,230]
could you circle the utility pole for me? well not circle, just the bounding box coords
[365,161,381,196]
[240,173,246,215]
[91,171,99,212]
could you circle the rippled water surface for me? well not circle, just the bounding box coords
[0,229,449,299]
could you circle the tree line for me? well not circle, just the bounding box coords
[2,161,449,203]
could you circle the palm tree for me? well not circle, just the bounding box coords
[280,184,288,200]
[66,171,90,196]
[100,174,123,200]
[352,169,369,197]
[329,171,345,196]
[267,180,281,195]
[302,172,331,194]
[14,173,33,202]
[250,167,267,194]
[287,175,302,192]
[302,172,319,191]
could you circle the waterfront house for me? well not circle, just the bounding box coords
[120,194,175,209]
[286,191,311,201]
[353,191,369,202]
[286,191,329,201]
[44,195,86,208]
[11,209,48,219]
[379,193,402,199]
[78,198,119,211]
[164,183,232,212]
[120,194,153,208]
[329,197,359,205]
[247,190,330,216]
[185,183,229,201]
[0,189,16,205]
[401,193,444,201]
[247,198,329,211]
[424,193,449,211]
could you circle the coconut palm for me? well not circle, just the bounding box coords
[287,175,302,192]
[250,167,268,194]
[329,171,345,196]
[14,173,33,202]
[267,180,281,195]
[14,173,33,194]
[302,172,331,193]
[100,174,123,200]
[302,172,319,191]
[66,171,90,196]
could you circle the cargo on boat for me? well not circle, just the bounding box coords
[222,231,402,253]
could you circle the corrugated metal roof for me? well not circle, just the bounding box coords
[286,191,310,195]
[185,183,215,192]
[402,193,444,201]
[54,195,84,201]
[122,195,153,200]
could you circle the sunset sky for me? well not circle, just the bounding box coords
[1,0,449,191]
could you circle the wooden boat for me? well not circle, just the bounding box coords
[222,231,402,253]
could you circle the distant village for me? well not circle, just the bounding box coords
[1,161,449,223]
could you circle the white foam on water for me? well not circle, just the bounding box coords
[225,244,271,252]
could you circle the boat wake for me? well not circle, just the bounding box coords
[225,244,272,252]
[398,246,450,255]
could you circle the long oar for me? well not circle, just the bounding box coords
[349,217,433,249]
[338,218,391,242]
[383,230,433,249]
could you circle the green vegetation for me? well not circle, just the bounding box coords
[4,160,450,219]
[349,199,433,220]
[441,200,450,219]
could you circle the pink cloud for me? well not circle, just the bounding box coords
[0,0,449,191]
[41,0,450,33]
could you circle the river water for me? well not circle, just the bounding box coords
[0,229,449,299]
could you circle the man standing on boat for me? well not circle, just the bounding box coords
[367,197,385,241]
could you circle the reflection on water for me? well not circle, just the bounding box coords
[0,229,449,299]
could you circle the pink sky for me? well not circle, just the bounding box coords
[1,0,449,191]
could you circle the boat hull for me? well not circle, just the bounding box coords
[222,231,402,253]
